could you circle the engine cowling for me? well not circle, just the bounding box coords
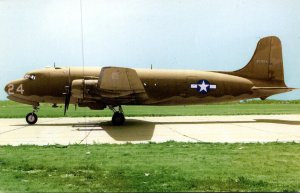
[71,79,98,99]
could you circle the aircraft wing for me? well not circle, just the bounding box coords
[98,67,145,95]
[96,67,148,104]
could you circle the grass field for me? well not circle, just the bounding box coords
[1,100,299,192]
[0,142,299,192]
[0,100,300,118]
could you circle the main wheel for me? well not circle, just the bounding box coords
[26,113,38,125]
[112,112,125,126]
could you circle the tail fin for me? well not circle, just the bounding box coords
[226,36,298,99]
[232,36,285,83]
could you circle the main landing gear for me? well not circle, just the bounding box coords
[109,105,125,126]
[26,106,39,125]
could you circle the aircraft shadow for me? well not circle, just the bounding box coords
[254,119,300,125]
[13,119,156,141]
[11,118,300,141]
[154,119,300,126]
[94,120,155,141]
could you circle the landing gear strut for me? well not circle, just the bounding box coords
[109,105,125,126]
[26,106,39,125]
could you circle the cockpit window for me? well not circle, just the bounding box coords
[24,74,36,80]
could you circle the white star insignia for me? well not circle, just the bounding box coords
[198,81,209,92]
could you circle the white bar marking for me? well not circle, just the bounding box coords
[210,84,216,89]
[191,84,197,88]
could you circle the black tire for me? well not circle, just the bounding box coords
[112,112,125,126]
[26,113,38,125]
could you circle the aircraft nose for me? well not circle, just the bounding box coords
[4,80,24,95]
[4,83,10,94]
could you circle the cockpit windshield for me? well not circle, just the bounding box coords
[24,74,36,80]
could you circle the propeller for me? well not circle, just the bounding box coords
[63,67,71,116]
[63,85,71,115]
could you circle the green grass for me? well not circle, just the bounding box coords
[1,100,299,191]
[0,100,300,118]
[0,142,299,192]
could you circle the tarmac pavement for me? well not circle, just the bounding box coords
[0,115,300,145]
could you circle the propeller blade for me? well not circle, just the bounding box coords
[63,68,72,116]
[64,85,71,116]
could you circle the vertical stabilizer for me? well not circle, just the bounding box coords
[232,36,285,82]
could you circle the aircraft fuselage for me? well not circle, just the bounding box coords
[4,67,259,107]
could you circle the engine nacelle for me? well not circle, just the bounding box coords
[71,79,98,99]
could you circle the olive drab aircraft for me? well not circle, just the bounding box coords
[4,36,296,125]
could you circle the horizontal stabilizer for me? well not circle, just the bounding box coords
[252,87,297,91]
[251,86,297,99]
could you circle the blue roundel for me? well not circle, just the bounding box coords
[196,79,210,94]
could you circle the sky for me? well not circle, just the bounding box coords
[0,0,299,100]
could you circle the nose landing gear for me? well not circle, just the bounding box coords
[109,105,125,126]
[26,106,39,125]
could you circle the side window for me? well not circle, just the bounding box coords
[24,74,36,80]
[29,75,36,80]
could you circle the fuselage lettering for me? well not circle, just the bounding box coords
[7,84,14,95]
[16,84,24,94]
[7,84,24,95]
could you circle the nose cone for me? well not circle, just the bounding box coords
[4,83,10,94]
[4,79,25,96]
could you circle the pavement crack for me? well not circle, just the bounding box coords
[161,125,203,142]
[0,118,62,135]
[78,127,93,144]
[0,125,28,135]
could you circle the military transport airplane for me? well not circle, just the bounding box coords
[4,36,296,125]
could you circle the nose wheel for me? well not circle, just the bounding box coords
[26,106,39,125]
[26,113,38,125]
[109,105,125,126]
